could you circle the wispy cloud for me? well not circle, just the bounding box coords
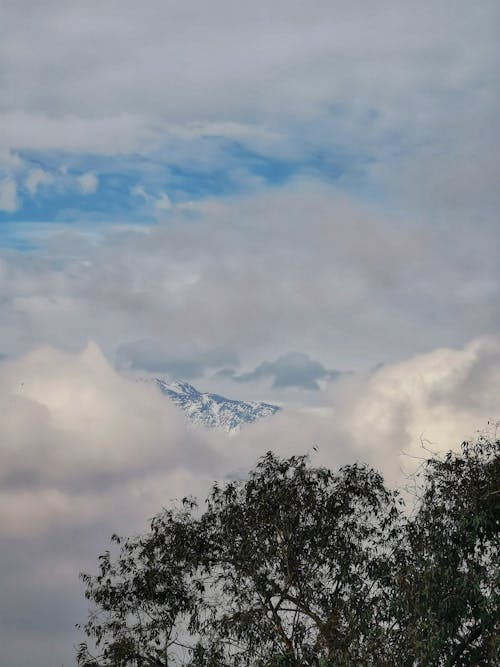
[131,183,171,211]
[0,177,18,212]
[77,171,98,194]
[25,168,54,196]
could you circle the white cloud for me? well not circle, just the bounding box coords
[0,342,215,537]
[331,336,500,482]
[77,171,98,194]
[0,177,18,212]
[131,184,171,211]
[130,183,148,200]
[154,191,171,211]
[25,168,54,195]
[0,148,23,170]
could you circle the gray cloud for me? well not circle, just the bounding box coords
[0,1,498,181]
[230,352,342,390]
[115,339,239,379]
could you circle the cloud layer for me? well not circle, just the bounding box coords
[1,182,498,390]
[0,1,498,229]
[1,1,498,154]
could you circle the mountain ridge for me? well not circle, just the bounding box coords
[154,378,280,432]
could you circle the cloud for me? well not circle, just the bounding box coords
[130,183,149,201]
[0,2,497,261]
[0,342,204,531]
[2,336,496,531]
[116,338,238,379]
[25,168,54,195]
[231,352,342,390]
[154,192,172,211]
[0,177,18,212]
[0,1,497,182]
[77,171,98,194]
[0,180,499,379]
[131,184,171,211]
[0,148,23,170]
[229,335,500,488]
[330,336,500,482]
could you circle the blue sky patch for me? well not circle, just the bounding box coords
[0,137,370,247]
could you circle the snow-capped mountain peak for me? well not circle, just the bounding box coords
[155,378,280,432]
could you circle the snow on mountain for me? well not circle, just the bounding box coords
[154,379,280,432]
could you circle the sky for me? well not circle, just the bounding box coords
[0,2,499,665]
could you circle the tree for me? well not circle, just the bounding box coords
[390,435,500,666]
[77,453,402,666]
[77,438,499,666]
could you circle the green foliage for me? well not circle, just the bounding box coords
[390,436,500,666]
[77,438,499,667]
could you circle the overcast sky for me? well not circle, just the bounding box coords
[1,2,499,665]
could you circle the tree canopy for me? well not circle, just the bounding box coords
[77,436,499,666]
